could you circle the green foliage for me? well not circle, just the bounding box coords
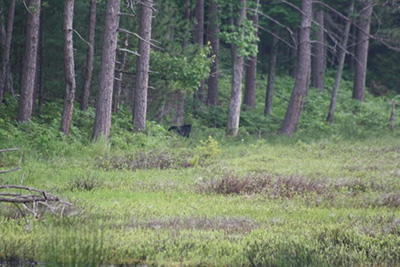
[196,135,221,157]
[220,18,259,58]
[150,44,213,94]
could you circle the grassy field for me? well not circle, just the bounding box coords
[1,132,400,266]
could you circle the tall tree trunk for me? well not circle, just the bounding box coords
[38,8,44,113]
[0,0,16,110]
[182,0,191,49]
[133,0,153,132]
[227,0,246,136]
[206,0,219,107]
[17,0,41,123]
[349,24,356,74]
[280,0,312,136]
[32,33,41,115]
[327,0,355,123]
[264,34,278,116]
[311,9,324,91]
[353,2,372,101]
[93,0,120,140]
[0,6,6,108]
[243,0,259,109]
[289,30,298,78]
[60,0,76,135]
[80,0,97,111]
[112,33,128,114]
[194,0,205,105]
[173,0,190,125]
[172,91,185,125]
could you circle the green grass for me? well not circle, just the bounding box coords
[1,73,400,265]
[1,136,400,266]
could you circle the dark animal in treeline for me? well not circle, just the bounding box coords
[168,124,192,137]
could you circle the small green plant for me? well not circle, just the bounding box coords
[196,136,221,158]
[188,136,221,167]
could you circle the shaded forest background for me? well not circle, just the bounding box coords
[1,0,400,142]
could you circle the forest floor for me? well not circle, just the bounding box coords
[1,135,400,266]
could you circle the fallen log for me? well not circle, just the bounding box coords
[0,185,72,218]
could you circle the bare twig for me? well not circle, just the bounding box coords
[118,47,140,56]
[119,28,164,50]
[72,29,93,49]
[0,148,19,153]
[0,148,22,174]
[248,8,297,49]
[0,167,20,174]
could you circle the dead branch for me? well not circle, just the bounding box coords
[119,28,164,50]
[0,148,22,174]
[118,47,140,56]
[0,148,19,153]
[0,185,72,218]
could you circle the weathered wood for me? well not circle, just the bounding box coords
[0,185,72,218]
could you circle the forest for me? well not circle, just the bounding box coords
[1,0,400,265]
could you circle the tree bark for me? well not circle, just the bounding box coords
[206,0,220,107]
[289,30,298,78]
[93,0,120,140]
[80,0,97,111]
[182,0,191,50]
[38,8,44,112]
[280,0,312,136]
[173,0,190,125]
[60,0,76,135]
[133,0,153,132]
[112,33,128,114]
[194,0,205,104]
[0,0,16,110]
[0,6,6,108]
[327,0,355,123]
[311,9,324,91]
[172,91,185,125]
[17,0,41,123]
[353,2,372,101]
[264,34,278,116]
[227,0,246,136]
[243,0,259,109]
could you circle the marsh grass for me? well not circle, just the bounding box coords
[1,74,400,265]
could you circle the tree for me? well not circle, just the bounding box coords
[133,0,153,132]
[80,0,97,111]
[327,0,355,123]
[280,0,312,136]
[243,0,259,109]
[0,0,16,110]
[264,34,278,116]
[311,9,325,91]
[172,0,191,126]
[289,30,298,78]
[60,0,76,135]
[18,0,41,123]
[206,0,220,107]
[353,1,373,101]
[194,0,205,104]
[112,33,128,114]
[227,0,247,136]
[93,0,121,140]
